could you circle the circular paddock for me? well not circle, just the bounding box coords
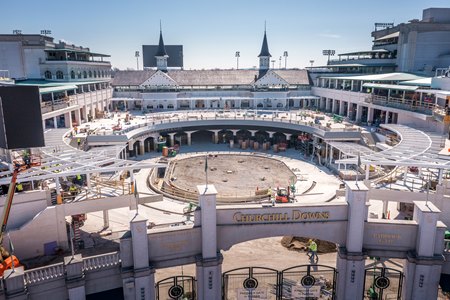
[149,151,342,204]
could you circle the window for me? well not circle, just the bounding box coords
[157,104,164,109]
[167,104,174,109]
[70,70,75,79]
[93,71,97,78]
[56,71,64,79]
[88,71,92,78]
[83,71,87,78]
[77,71,82,79]
[44,70,52,79]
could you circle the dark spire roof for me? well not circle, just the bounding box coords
[258,30,271,57]
[155,24,168,57]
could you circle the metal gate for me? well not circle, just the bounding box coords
[222,265,337,299]
[363,267,403,300]
[156,276,196,300]
[222,267,279,299]
[280,265,337,299]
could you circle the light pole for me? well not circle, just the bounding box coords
[279,56,282,69]
[322,49,335,64]
[283,51,288,69]
[271,60,275,69]
[235,51,240,69]
[309,60,315,67]
[135,51,140,70]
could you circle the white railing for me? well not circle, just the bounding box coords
[24,263,65,284]
[83,251,120,272]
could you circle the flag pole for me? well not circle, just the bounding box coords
[355,152,361,183]
[205,154,208,187]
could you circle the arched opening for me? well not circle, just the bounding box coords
[144,136,155,152]
[70,70,75,79]
[44,70,52,79]
[191,130,214,144]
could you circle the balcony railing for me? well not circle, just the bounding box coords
[41,97,77,114]
[365,95,434,115]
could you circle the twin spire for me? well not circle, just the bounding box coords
[154,22,272,72]
[258,22,271,58]
[155,21,169,71]
[155,21,168,57]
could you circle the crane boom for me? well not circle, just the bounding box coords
[0,167,20,246]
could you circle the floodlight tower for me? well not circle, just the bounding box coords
[235,51,240,69]
[283,51,288,69]
[135,51,140,70]
[322,49,336,64]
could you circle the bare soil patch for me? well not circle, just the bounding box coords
[169,154,295,197]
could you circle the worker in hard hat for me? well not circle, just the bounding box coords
[69,184,78,196]
[307,239,318,263]
[16,182,24,193]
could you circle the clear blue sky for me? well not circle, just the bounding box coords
[1,0,449,70]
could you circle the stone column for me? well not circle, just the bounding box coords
[356,105,363,123]
[326,98,332,112]
[168,133,176,147]
[137,140,144,156]
[75,109,82,126]
[53,116,58,128]
[367,107,374,124]
[336,181,369,299]
[103,210,109,229]
[339,100,345,116]
[210,130,220,144]
[230,129,239,138]
[248,130,258,137]
[385,111,390,124]
[65,112,73,128]
[65,254,86,300]
[402,201,444,300]
[196,185,222,300]
[185,130,197,146]
[331,99,336,114]
[128,212,155,300]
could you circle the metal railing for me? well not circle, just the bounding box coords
[41,97,77,114]
[61,180,132,203]
[107,109,361,137]
[366,95,435,115]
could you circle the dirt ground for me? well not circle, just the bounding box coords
[169,154,295,197]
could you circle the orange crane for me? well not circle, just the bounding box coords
[0,155,40,275]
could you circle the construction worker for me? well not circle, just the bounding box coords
[23,151,31,168]
[307,239,318,263]
[77,138,81,148]
[268,187,274,205]
[69,184,78,196]
[75,174,83,185]
[16,182,23,192]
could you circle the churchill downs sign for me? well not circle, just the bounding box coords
[233,210,330,223]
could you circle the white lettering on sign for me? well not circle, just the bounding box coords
[236,288,268,300]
